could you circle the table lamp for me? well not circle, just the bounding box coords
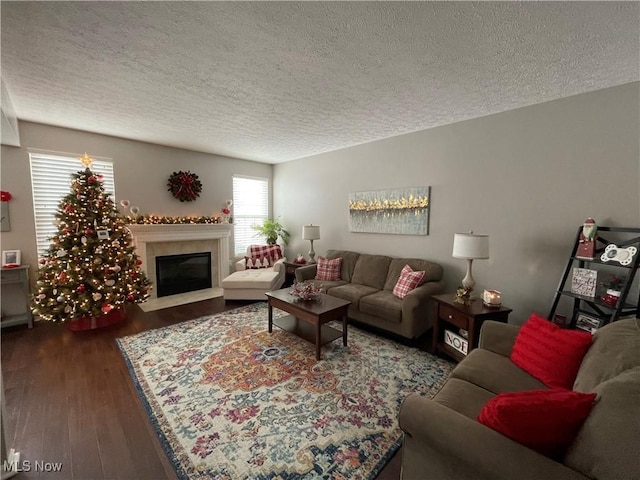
[302,225,320,263]
[452,232,489,292]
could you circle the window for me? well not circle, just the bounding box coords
[232,175,269,255]
[29,151,115,257]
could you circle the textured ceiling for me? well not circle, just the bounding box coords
[1,2,638,164]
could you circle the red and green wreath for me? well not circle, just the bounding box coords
[167,171,202,202]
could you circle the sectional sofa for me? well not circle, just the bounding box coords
[295,249,444,339]
[399,318,640,480]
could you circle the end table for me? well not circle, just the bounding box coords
[283,261,308,287]
[1,265,33,329]
[431,293,512,362]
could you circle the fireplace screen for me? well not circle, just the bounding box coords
[155,252,212,297]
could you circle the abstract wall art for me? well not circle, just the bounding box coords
[348,186,430,235]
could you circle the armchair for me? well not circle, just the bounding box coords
[221,245,286,300]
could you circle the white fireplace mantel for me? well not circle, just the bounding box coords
[126,224,233,289]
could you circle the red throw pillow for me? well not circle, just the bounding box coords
[392,264,425,299]
[511,313,592,389]
[478,389,597,459]
[315,256,342,281]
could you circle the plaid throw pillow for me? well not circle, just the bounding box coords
[249,245,282,260]
[315,256,342,281]
[244,255,275,269]
[393,264,425,299]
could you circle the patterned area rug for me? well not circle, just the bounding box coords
[117,303,453,479]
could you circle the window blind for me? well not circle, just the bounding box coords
[232,175,269,255]
[29,152,115,258]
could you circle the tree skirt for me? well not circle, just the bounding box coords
[116,303,453,479]
[67,306,126,331]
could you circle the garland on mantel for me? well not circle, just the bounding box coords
[126,215,224,225]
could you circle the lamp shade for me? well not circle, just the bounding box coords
[452,233,489,259]
[302,225,320,240]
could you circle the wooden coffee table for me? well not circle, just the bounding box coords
[265,288,351,360]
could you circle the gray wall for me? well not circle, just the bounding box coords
[1,121,273,274]
[2,84,638,324]
[274,83,640,324]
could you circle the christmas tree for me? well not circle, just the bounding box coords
[32,154,151,324]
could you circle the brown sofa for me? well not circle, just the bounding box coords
[294,249,444,339]
[398,318,640,480]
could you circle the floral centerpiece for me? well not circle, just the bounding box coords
[455,285,473,305]
[289,281,322,301]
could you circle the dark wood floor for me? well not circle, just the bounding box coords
[1,298,402,479]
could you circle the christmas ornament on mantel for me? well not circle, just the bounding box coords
[167,170,202,202]
[31,153,152,330]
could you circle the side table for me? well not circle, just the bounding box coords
[431,293,511,362]
[283,261,308,287]
[1,265,34,328]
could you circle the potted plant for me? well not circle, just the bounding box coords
[252,218,290,245]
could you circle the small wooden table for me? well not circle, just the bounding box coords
[431,293,512,362]
[1,265,33,329]
[265,288,351,360]
[282,261,308,287]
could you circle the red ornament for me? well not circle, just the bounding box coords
[126,294,134,301]
[135,259,142,265]
[101,304,113,313]
[85,228,94,235]
[88,176,96,184]
[77,284,86,293]
[64,205,74,213]
[0,191,12,202]
[59,272,67,281]
[39,258,46,264]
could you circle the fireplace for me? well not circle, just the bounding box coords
[126,224,233,301]
[155,252,212,297]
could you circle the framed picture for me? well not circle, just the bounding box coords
[348,186,431,235]
[571,268,597,297]
[97,229,110,240]
[2,250,21,267]
[575,313,600,334]
[552,314,568,328]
